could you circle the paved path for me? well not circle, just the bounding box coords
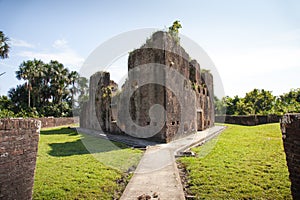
[120,126,226,200]
[77,127,158,147]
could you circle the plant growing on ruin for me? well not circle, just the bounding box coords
[101,87,112,98]
[168,20,182,44]
[201,69,211,73]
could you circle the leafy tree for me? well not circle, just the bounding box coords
[243,89,275,114]
[0,95,13,110]
[214,96,226,115]
[0,95,14,118]
[72,76,89,116]
[215,89,290,116]
[0,31,9,59]
[276,88,300,114]
[8,84,29,112]
[220,95,241,115]
[0,109,14,118]
[235,99,253,115]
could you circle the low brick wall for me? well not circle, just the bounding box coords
[0,118,41,200]
[37,116,79,128]
[215,114,281,126]
[280,113,300,200]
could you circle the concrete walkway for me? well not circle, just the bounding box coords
[77,127,158,147]
[120,126,226,200]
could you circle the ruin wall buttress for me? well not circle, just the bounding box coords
[80,72,104,131]
[280,113,300,199]
[0,118,41,200]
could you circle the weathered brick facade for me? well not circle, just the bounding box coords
[80,31,214,142]
[280,113,300,199]
[0,118,41,200]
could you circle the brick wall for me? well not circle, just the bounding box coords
[37,116,79,128]
[215,114,281,126]
[280,113,300,200]
[0,118,41,200]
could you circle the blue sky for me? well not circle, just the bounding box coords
[1,0,300,97]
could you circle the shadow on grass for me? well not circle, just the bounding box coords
[46,127,129,157]
[41,127,77,135]
[48,139,89,156]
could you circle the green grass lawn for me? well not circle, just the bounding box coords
[33,126,143,200]
[179,123,292,200]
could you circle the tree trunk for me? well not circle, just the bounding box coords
[28,81,31,108]
[28,88,31,108]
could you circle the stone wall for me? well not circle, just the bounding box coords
[80,72,121,133]
[0,118,41,200]
[215,115,281,126]
[38,116,79,128]
[80,72,104,131]
[201,71,215,129]
[280,113,300,200]
[95,72,111,132]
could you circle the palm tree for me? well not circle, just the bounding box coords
[16,59,44,107]
[0,31,9,59]
[31,60,45,106]
[16,60,33,107]
[48,60,69,104]
[40,63,52,104]
[68,71,79,103]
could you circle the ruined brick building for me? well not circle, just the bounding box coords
[80,31,214,143]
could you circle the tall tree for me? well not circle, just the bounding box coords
[16,59,45,107]
[48,60,70,104]
[68,70,80,103]
[243,89,275,114]
[220,95,241,115]
[277,88,300,113]
[0,31,10,59]
[9,59,86,117]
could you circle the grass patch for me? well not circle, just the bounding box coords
[179,123,292,199]
[33,126,143,200]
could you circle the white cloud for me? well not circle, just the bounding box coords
[18,39,84,70]
[52,39,68,49]
[10,38,34,48]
